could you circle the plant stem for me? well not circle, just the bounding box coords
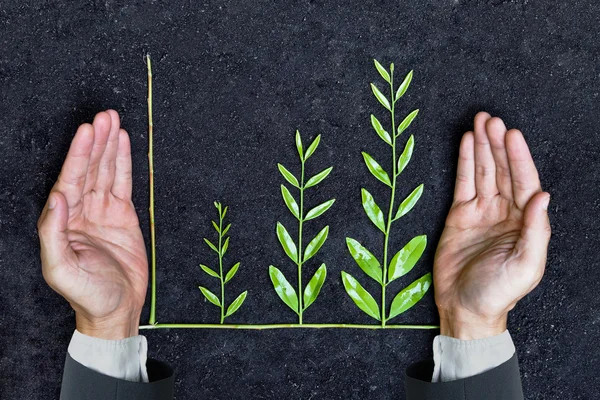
[297,159,305,324]
[381,69,397,327]
[147,54,157,326]
[140,323,439,330]
[219,210,225,324]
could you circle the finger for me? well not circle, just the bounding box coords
[473,111,499,199]
[513,192,551,281]
[54,123,94,209]
[453,131,476,202]
[111,129,133,200]
[95,109,121,193]
[506,129,541,209]
[83,111,112,194]
[37,191,77,281]
[486,117,513,200]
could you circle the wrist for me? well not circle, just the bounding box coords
[438,308,507,340]
[76,311,140,340]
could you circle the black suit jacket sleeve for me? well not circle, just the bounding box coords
[59,354,174,400]
[59,352,523,400]
[404,353,524,400]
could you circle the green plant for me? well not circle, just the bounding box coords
[199,202,248,323]
[341,60,432,327]
[269,131,334,324]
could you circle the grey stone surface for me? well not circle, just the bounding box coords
[0,1,598,399]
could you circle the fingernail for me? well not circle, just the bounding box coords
[49,195,56,210]
[542,195,550,211]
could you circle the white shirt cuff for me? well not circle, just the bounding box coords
[432,329,515,382]
[67,329,149,383]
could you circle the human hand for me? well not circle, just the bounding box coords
[37,110,148,340]
[434,112,551,340]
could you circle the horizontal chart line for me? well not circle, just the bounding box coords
[140,323,439,330]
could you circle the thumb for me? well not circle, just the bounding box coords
[515,191,551,265]
[38,191,74,278]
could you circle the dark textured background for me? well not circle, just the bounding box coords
[1,1,599,399]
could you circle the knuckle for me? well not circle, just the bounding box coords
[58,173,85,187]
[476,164,494,177]
[543,223,552,239]
[456,172,471,183]
[497,165,511,178]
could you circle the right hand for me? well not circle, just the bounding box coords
[433,112,551,339]
[37,110,148,340]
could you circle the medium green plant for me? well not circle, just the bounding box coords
[341,60,432,327]
[269,131,334,324]
[199,202,248,323]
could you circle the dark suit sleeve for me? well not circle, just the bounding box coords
[59,353,174,400]
[404,353,524,400]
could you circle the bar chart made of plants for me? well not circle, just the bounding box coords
[141,55,437,330]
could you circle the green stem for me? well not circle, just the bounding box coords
[140,323,439,330]
[219,210,225,324]
[381,69,397,327]
[147,54,157,326]
[297,159,305,324]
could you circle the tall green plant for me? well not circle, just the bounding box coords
[199,202,247,323]
[269,131,334,324]
[341,60,432,327]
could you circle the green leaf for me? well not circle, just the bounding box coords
[295,130,304,160]
[204,238,219,253]
[281,185,300,219]
[397,135,415,174]
[225,262,240,283]
[221,206,228,219]
[346,238,383,284]
[388,235,427,283]
[341,271,380,321]
[200,264,220,278]
[395,70,413,101]
[370,114,392,145]
[212,221,220,233]
[222,223,231,236]
[305,167,333,189]
[397,109,419,136]
[370,83,390,111]
[199,286,221,307]
[304,226,329,262]
[388,273,432,321]
[303,264,327,310]
[225,291,248,317]
[269,265,299,313]
[305,199,335,221]
[214,201,221,211]
[221,236,230,255]
[373,59,390,83]
[361,189,386,233]
[362,152,391,187]
[304,134,321,160]
[278,163,300,188]
[394,184,424,220]
[276,222,297,262]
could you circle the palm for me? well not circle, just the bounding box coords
[60,191,147,319]
[433,113,550,323]
[38,110,148,325]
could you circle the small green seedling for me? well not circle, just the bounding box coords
[269,131,334,324]
[199,202,248,323]
[341,60,432,326]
